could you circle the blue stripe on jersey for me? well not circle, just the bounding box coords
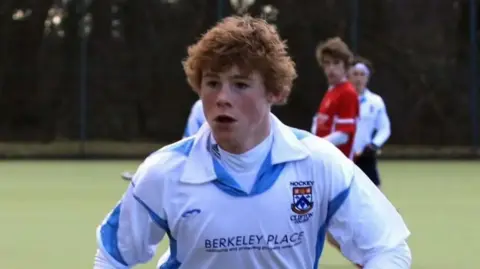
[289,127,311,140]
[212,151,286,197]
[326,186,351,222]
[211,127,309,197]
[313,184,351,269]
[162,137,195,156]
[183,126,190,138]
[160,239,181,269]
[120,138,193,268]
[132,194,182,269]
[313,225,327,269]
[183,117,204,138]
[132,194,169,231]
[250,153,286,195]
[100,203,128,266]
[196,118,204,130]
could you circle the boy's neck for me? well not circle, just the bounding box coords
[329,77,347,88]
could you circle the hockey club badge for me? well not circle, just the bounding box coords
[291,186,314,214]
[290,181,314,224]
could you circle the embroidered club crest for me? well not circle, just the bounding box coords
[291,187,314,214]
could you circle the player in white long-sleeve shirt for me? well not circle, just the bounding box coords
[95,15,411,269]
[349,57,391,188]
[182,99,206,138]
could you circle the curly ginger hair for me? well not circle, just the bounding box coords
[182,15,297,105]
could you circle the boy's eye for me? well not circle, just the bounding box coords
[354,72,364,77]
[206,80,219,88]
[234,82,249,89]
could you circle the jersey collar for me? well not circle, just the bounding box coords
[359,88,372,103]
[180,114,309,184]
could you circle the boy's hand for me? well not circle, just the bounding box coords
[121,171,134,181]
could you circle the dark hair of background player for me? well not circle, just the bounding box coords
[315,37,354,68]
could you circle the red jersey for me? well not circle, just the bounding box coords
[315,81,359,159]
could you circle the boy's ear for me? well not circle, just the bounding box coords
[266,91,285,105]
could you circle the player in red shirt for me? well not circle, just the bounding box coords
[313,37,359,160]
[314,37,362,269]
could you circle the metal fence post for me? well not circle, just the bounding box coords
[79,1,89,157]
[469,0,478,151]
[350,0,359,53]
[217,0,225,20]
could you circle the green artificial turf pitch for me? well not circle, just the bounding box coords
[1,160,478,268]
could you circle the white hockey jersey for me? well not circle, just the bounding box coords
[95,114,410,269]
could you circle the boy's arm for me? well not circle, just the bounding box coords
[311,115,318,134]
[95,160,169,268]
[326,157,411,268]
[323,131,349,146]
[323,90,358,146]
[372,99,391,147]
[312,113,349,145]
[335,90,359,138]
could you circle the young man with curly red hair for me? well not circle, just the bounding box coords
[94,16,411,269]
